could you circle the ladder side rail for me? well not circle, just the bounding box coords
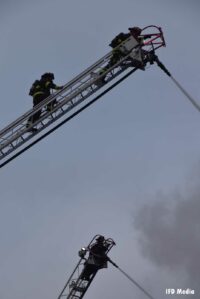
[0,73,101,152]
[0,34,137,138]
[0,74,95,144]
[57,236,101,299]
[0,36,144,155]
[0,55,111,139]
[78,275,96,299]
[0,39,145,159]
[63,262,87,298]
[61,51,112,90]
[0,51,114,137]
[63,32,140,90]
[0,73,94,146]
[57,259,83,299]
[0,56,133,158]
[26,45,139,124]
[0,94,55,137]
[0,39,146,159]
[67,273,97,299]
[0,73,100,145]
[0,65,128,160]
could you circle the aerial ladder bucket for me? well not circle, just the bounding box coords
[57,235,116,299]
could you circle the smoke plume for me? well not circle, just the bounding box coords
[134,184,200,291]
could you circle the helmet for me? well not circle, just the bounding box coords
[41,72,54,80]
[96,235,105,242]
[128,26,142,36]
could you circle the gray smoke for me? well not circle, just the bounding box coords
[134,185,200,291]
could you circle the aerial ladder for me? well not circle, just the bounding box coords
[56,235,156,299]
[0,25,165,168]
[57,235,116,299]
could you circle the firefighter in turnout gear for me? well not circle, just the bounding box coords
[97,27,143,84]
[108,32,131,67]
[99,32,131,79]
[80,235,109,281]
[107,27,144,68]
[26,72,63,132]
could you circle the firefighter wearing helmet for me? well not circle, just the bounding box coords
[27,72,63,132]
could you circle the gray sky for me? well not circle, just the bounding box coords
[0,1,200,299]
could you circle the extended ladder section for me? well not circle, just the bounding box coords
[57,235,116,299]
[0,25,165,165]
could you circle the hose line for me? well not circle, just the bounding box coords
[170,76,200,113]
[117,266,156,299]
[154,55,200,113]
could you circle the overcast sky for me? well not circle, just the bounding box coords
[0,1,200,299]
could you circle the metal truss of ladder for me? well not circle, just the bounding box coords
[0,37,140,162]
[0,25,165,165]
[57,235,116,299]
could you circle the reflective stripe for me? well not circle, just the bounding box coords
[33,91,45,98]
[45,81,51,88]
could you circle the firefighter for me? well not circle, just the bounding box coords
[128,26,142,41]
[97,27,143,83]
[108,27,144,68]
[108,32,131,67]
[26,72,63,132]
[80,235,109,281]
